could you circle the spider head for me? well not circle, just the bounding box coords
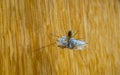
[68,30,73,38]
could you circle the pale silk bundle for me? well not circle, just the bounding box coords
[57,36,88,50]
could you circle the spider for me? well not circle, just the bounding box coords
[57,30,88,50]
[35,30,88,51]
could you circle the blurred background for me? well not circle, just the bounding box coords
[0,0,120,75]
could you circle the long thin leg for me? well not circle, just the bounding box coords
[34,42,56,52]
[49,33,60,38]
[73,30,79,37]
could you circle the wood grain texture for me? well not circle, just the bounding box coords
[0,0,120,75]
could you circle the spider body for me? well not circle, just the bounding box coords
[57,30,88,50]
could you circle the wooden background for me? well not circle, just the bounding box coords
[0,0,120,75]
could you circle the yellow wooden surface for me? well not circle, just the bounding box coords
[0,0,120,75]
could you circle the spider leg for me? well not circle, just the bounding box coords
[49,33,60,38]
[34,42,56,52]
[73,30,79,37]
